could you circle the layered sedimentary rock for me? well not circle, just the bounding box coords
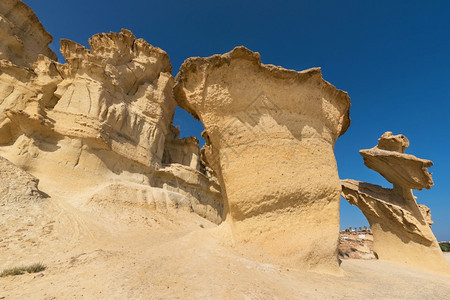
[0,2,222,223]
[0,29,175,177]
[174,47,351,272]
[160,125,223,223]
[418,204,433,227]
[0,0,57,67]
[153,164,223,224]
[163,125,201,171]
[341,132,449,274]
[360,132,433,191]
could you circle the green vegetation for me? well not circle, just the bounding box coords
[0,262,46,277]
[439,242,450,252]
[341,226,371,233]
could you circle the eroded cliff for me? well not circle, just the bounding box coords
[0,2,222,224]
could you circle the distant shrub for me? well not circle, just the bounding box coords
[0,263,46,277]
[439,242,450,252]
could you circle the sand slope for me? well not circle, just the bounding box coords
[1,184,449,299]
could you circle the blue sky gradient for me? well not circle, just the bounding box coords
[25,0,450,240]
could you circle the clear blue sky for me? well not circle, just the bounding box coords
[25,0,450,240]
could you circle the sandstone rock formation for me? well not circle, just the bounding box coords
[341,132,449,274]
[174,47,351,272]
[0,0,57,67]
[2,2,450,298]
[1,28,176,170]
[163,125,201,171]
[0,155,43,204]
[1,28,170,172]
[418,203,433,227]
[0,1,222,224]
[360,132,433,192]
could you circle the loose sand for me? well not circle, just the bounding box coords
[1,184,449,299]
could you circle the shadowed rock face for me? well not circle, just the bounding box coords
[174,46,351,272]
[341,132,449,275]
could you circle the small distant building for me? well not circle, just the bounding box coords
[358,234,366,239]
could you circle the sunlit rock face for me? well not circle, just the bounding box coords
[0,1,223,224]
[0,155,43,204]
[0,0,57,67]
[1,28,175,171]
[341,132,449,275]
[174,46,351,273]
[1,28,177,176]
[57,29,176,169]
[163,125,201,171]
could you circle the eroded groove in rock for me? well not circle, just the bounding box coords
[0,2,223,224]
[174,46,351,273]
[341,132,449,275]
[0,28,176,173]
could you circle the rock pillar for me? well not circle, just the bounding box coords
[175,47,350,272]
[341,132,449,274]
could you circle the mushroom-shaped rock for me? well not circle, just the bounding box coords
[360,132,433,191]
[174,46,351,272]
[341,132,449,275]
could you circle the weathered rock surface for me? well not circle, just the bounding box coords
[0,30,171,175]
[341,132,449,274]
[153,164,223,224]
[0,2,222,223]
[1,29,176,170]
[0,155,55,261]
[360,132,433,191]
[163,125,201,171]
[174,46,351,273]
[0,0,56,67]
[0,155,43,204]
[418,203,434,227]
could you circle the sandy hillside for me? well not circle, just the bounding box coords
[1,180,450,300]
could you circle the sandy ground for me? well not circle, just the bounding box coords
[1,185,450,299]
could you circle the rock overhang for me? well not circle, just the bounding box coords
[174,46,351,139]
